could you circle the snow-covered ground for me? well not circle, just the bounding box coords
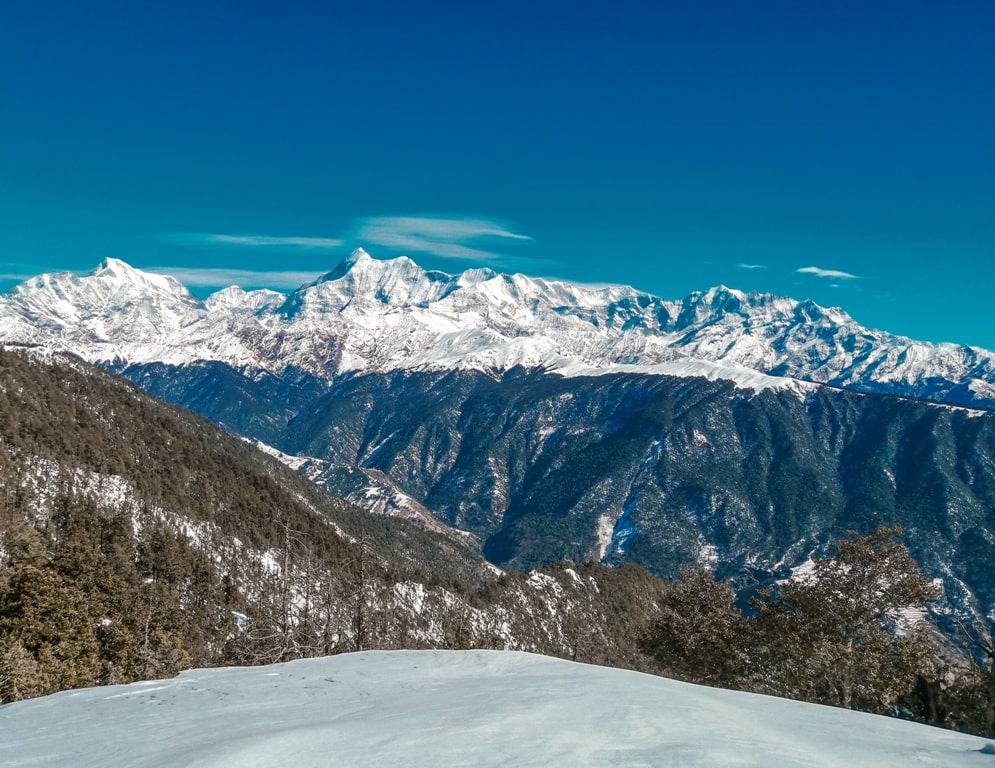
[0,650,989,767]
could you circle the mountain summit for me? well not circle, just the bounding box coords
[1,250,993,407]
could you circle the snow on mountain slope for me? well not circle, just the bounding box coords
[1,249,993,405]
[203,284,285,315]
[0,650,985,767]
[0,258,265,369]
[553,357,816,395]
[249,439,479,546]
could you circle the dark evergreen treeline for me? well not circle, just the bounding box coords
[639,526,995,735]
[0,349,488,587]
[0,348,489,698]
[0,493,219,698]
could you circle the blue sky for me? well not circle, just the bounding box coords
[2,1,992,348]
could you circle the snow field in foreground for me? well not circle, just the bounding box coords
[0,650,990,767]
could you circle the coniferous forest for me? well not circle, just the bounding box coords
[2,348,995,735]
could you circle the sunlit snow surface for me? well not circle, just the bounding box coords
[0,651,988,767]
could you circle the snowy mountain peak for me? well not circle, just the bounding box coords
[457,266,498,286]
[6,259,199,317]
[316,247,374,283]
[204,285,284,314]
[702,285,746,303]
[94,256,133,275]
[295,250,457,311]
[93,256,145,279]
[2,251,994,407]
[87,258,192,298]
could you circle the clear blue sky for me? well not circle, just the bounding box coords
[2,1,992,348]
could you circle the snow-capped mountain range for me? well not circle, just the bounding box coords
[5,252,995,636]
[2,249,993,407]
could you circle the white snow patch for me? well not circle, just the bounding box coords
[785,556,819,584]
[594,511,617,561]
[393,582,427,615]
[248,438,312,471]
[563,568,583,586]
[894,606,928,629]
[527,571,563,597]
[552,357,815,395]
[697,543,719,567]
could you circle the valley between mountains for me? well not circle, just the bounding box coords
[3,250,995,729]
[3,251,993,603]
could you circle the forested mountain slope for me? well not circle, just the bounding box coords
[6,349,995,734]
[121,359,995,635]
[0,349,670,701]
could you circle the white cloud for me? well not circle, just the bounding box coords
[737,263,767,270]
[147,267,322,289]
[796,266,859,280]
[355,215,533,263]
[163,219,535,266]
[166,233,344,249]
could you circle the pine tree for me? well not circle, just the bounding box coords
[639,566,747,687]
[748,526,940,712]
[0,564,102,701]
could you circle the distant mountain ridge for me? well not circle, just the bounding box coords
[4,252,995,659]
[1,250,993,408]
[5,253,995,570]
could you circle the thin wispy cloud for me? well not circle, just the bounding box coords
[0,261,51,283]
[354,215,534,264]
[796,266,859,280]
[737,263,767,270]
[0,270,37,282]
[148,267,323,289]
[165,233,344,250]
